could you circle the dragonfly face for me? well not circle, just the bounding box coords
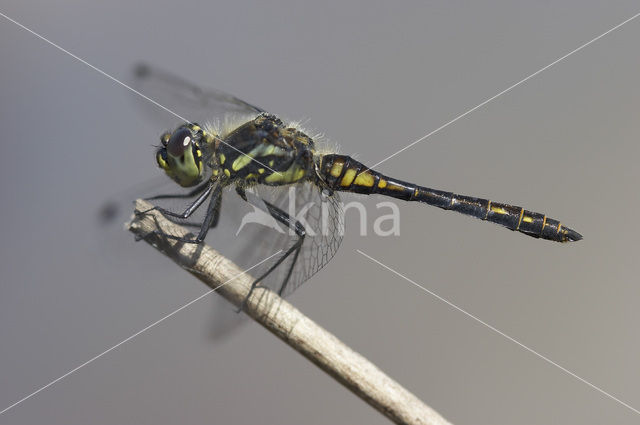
[155,123,211,187]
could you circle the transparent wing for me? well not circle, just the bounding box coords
[226,182,345,297]
[131,63,265,128]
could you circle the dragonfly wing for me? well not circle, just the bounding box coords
[131,63,265,129]
[222,182,345,297]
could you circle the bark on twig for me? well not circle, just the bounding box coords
[128,199,452,425]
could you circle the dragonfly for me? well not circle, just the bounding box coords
[121,64,582,301]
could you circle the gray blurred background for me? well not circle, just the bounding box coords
[1,1,639,424]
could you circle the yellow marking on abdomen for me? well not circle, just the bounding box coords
[353,171,374,187]
[385,183,406,192]
[485,201,491,219]
[340,168,357,187]
[378,179,387,189]
[522,216,533,223]
[490,205,508,215]
[516,208,524,230]
[330,161,344,178]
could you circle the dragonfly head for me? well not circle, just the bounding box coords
[156,124,206,187]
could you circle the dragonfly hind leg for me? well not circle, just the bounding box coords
[236,187,306,311]
[143,180,213,202]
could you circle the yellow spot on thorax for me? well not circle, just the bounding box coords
[264,164,306,184]
[219,154,226,164]
[232,155,252,171]
[263,145,276,156]
[224,169,231,177]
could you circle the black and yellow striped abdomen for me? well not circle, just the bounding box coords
[319,154,581,242]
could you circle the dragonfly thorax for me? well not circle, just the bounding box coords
[212,113,318,188]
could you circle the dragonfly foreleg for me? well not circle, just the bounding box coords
[144,180,212,201]
[136,184,222,244]
[137,182,214,220]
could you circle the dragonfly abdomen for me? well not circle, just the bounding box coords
[319,154,581,242]
[416,191,579,242]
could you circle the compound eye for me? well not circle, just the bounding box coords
[167,127,193,157]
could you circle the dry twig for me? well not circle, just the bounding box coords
[128,199,452,425]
